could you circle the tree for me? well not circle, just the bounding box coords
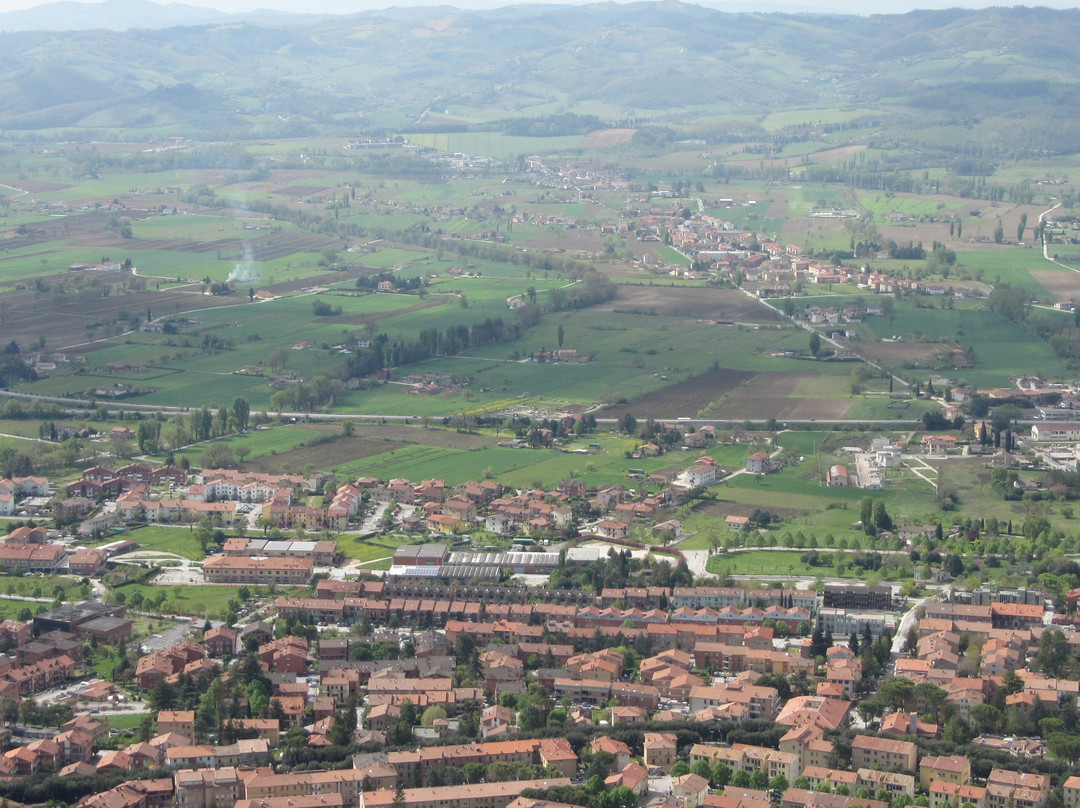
[872,500,893,532]
[1034,630,1069,677]
[859,498,873,527]
[620,413,637,435]
[557,323,565,349]
[392,783,407,808]
[518,704,541,730]
[712,763,732,788]
[421,705,447,726]
[1001,667,1024,695]
[809,331,821,356]
[232,397,251,430]
[1047,732,1080,763]
[972,703,1002,733]
[879,677,914,711]
[994,221,1004,244]
[690,760,712,781]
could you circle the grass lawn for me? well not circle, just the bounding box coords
[340,536,408,562]
[0,575,85,599]
[116,583,278,618]
[111,525,207,561]
[0,600,47,620]
[705,548,903,580]
[91,651,124,680]
[107,713,150,730]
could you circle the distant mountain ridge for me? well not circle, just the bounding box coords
[1,0,1079,158]
[0,0,337,31]
[0,0,225,31]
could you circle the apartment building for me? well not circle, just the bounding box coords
[850,735,917,774]
[919,755,971,789]
[202,555,314,585]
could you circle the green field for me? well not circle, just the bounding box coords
[858,303,1069,384]
[858,193,963,219]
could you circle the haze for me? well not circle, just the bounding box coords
[4,0,1080,17]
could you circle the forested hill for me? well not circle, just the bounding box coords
[2,1,1079,155]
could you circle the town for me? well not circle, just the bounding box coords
[0,434,1077,808]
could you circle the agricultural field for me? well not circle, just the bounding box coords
[856,302,1070,385]
[857,192,964,220]
[0,118,1076,439]
[703,370,859,421]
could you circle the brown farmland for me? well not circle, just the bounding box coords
[704,370,854,420]
[245,423,494,474]
[593,286,780,321]
[580,129,636,148]
[603,368,758,421]
[1031,268,1080,303]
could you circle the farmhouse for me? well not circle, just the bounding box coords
[826,465,850,487]
[745,453,772,474]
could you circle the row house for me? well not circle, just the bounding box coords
[0,543,66,572]
[1,654,76,695]
[779,724,835,773]
[203,555,313,585]
[136,642,205,691]
[174,767,246,808]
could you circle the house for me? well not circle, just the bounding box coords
[826,464,850,487]
[673,773,711,808]
[203,626,237,658]
[596,521,629,540]
[590,736,631,772]
[606,763,649,798]
[157,711,196,739]
[725,515,751,531]
[686,457,719,487]
[643,733,678,770]
[745,453,772,474]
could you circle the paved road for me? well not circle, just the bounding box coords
[0,389,937,426]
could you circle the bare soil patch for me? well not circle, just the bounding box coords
[0,283,245,353]
[1031,268,1080,302]
[0,180,72,193]
[3,210,156,252]
[603,368,758,421]
[704,370,854,420]
[581,129,636,148]
[594,286,779,321]
[246,434,409,474]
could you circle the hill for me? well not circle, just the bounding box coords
[0,2,1079,157]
